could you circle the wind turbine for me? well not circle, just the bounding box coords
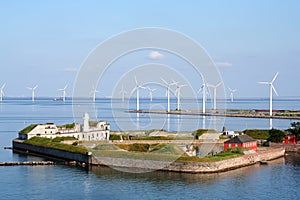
[207,82,222,111]
[90,85,98,102]
[27,85,38,102]
[257,72,279,116]
[119,84,127,102]
[229,88,237,102]
[0,83,6,102]
[198,82,209,114]
[58,84,68,102]
[134,76,145,111]
[175,82,187,111]
[161,78,177,112]
[147,87,156,102]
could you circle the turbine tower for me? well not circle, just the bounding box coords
[207,82,222,111]
[27,85,38,102]
[119,84,127,102]
[257,72,279,116]
[147,87,156,102]
[134,76,145,111]
[229,88,237,102]
[58,84,68,102]
[198,82,208,114]
[91,85,98,102]
[0,83,6,102]
[175,83,187,111]
[161,78,176,112]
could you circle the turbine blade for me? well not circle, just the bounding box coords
[272,85,278,96]
[160,78,168,85]
[257,82,269,85]
[64,84,68,90]
[134,76,138,85]
[216,81,222,87]
[271,72,279,83]
[1,83,6,89]
[33,85,38,90]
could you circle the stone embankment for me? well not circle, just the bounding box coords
[13,138,285,173]
[91,148,285,173]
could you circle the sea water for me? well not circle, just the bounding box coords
[0,98,300,199]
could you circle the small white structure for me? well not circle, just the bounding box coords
[223,131,239,138]
[19,113,110,141]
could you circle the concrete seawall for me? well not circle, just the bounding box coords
[13,139,285,173]
[13,139,90,164]
[91,148,285,173]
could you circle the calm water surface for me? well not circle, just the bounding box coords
[0,98,300,199]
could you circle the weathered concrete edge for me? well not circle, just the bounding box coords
[91,148,285,173]
[12,139,90,164]
[12,139,285,173]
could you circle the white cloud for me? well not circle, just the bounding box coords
[215,62,233,67]
[63,67,78,72]
[148,51,164,59]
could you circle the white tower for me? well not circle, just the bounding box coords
[83,112,90,132]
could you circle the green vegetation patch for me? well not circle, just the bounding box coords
[19,124,38,134]
[89,121,98,127]
[193,129,217,139]
[243,129,270,140]
[24,137,88,154]
[57,123,75,129]
[177,148,244,162]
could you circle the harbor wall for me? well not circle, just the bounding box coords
[12,139,90,164]
[91,148,285,173]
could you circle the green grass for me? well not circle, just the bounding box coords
[57,123,75,129]
[92,147,244,162]
[177,148,244,162]
[19,124,38,134]
[24,137,88,154]
[243,129,270,140]
[193,129,217,139]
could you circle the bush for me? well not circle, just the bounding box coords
[19,124,38,134]
[243,129,270,140]
[267,129,286,143]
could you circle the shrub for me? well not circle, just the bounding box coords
[267,129,286,143]
[243,129,270,140]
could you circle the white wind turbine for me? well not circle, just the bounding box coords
[119,84,127,102]
[257,72,279,116]
[175,82,187,111]
[229,88,237,102]
[161,78,177,112]
[147,87,156,102]
[134,76,146,111]
[207,82,222,111]
[0,83,6,102]
[91,85,99,102]
[58,84,68,102]
[27,85,38,102]
[198,82,209,114]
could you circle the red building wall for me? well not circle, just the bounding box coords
[224,142,257,151]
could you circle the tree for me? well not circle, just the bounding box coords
[289,122,300,140]
[267,129,286,143]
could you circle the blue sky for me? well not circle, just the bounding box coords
[0,0,299,98]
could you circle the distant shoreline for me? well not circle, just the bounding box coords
[127,109,300,120]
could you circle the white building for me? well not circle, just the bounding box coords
[19,112,110,141]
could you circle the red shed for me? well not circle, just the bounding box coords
[224,134,257,151]
[283,135,296,144]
